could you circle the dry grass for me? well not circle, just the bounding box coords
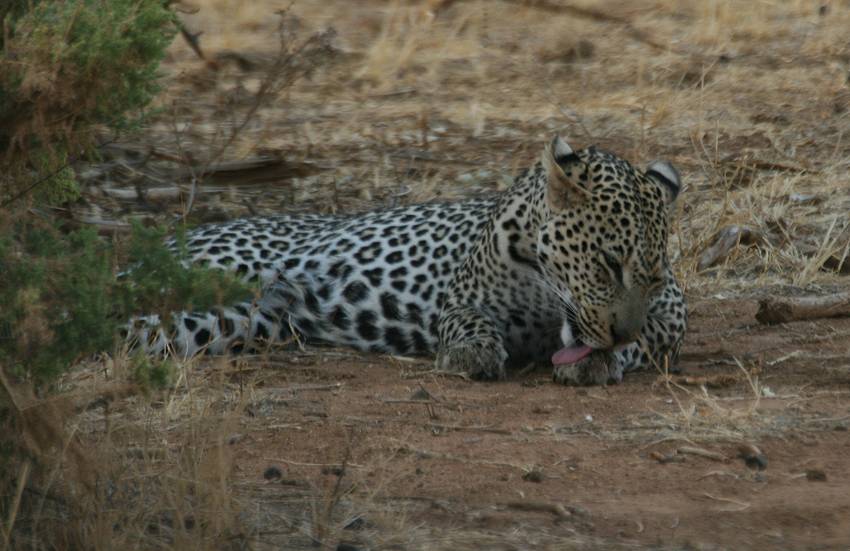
[138,0,850,300]
[651,357,769,441]
[0,355,250,550]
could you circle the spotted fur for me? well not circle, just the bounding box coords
[130,137,687,385]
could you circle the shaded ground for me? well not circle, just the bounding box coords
[57,1,850,549]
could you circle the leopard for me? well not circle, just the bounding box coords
[129,136,687,385]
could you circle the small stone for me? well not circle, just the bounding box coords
[522,468,544,483]
[343,516,366,531]
[409,387,432,401]
[322,465,345,476]
[566,504,590,517]
[805,469,827,482]
[263,465,283,481]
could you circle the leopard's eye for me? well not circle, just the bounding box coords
[599,251,623,285]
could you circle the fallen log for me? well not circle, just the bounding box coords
[755,292,850,324]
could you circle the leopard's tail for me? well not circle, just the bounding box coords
[125,276,316,357]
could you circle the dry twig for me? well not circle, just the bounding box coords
[503,500,571,519]
[666,374,741,389]
[677,446,728,462]
[702,493,750,512]
[428,423,512,435]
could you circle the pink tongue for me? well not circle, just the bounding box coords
[551,344,593,366]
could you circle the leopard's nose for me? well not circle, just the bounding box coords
[610,287,647,346]
[611,323,640,346]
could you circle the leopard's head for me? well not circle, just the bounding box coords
[535,136,681,364]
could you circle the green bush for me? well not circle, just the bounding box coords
[0,0,196,385]
[119,223,258,320]
[0,222,115,383]
[0,2,261,546]
[0,220,253,386]
[130,355,177,390]
[1,0,177,205]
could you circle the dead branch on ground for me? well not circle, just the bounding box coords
[677,446,728,462]
[755,292,850,324]
[698,225,765,271]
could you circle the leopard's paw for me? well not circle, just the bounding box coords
[553,351,621,386]
[436,340,508,380]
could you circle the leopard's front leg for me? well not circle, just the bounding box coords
[436,304,508,380]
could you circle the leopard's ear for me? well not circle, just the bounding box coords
[542,136,590,211]
[645,160,681,204]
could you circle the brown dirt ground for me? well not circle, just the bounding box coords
[210,297,850,550]
[54,1,850,549]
